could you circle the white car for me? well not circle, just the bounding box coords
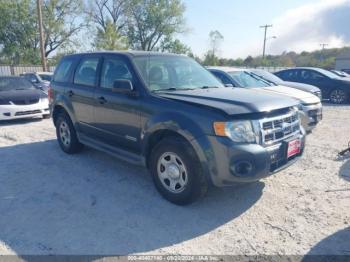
[208,67,322,132]
[0,76,50,121]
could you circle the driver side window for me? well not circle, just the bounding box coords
[300,70,325,81]
[100,57,133,89]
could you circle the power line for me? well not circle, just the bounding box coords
[36,0,47,72]
[260,24,273,59]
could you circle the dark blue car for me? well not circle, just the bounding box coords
[275,67,350,104]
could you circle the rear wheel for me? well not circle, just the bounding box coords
[149,137,208,205]
[330,89,348,104]
[55,113,83,154]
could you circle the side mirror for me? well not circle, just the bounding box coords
[112,79,134,93]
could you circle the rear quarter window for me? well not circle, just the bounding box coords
[53,58,75,83]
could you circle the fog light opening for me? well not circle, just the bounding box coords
[234,161,253,176]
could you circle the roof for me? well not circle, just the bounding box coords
[63,51,186,58]
[207,66,247,72]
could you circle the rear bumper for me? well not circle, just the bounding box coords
[300,103,322,132]
[0,101,49,120]
[195,132,305,187]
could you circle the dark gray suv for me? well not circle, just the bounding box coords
[50,51,305,205]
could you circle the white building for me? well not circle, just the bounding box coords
[335,50,350,73]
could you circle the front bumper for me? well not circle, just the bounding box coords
[196,132,305,187]
[0,100,49,120]
[300,103,323,132]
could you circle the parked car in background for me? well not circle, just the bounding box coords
[275,67,350,104]
[20,72,50,94]
[37,72,53,82]
[248,69,322,99]
[0,76,50,120]
[208,67,322,132]
[50,52,305,205]
[330,70,350,78]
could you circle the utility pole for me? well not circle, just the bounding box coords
[260,24,273,59]
[37,0,47,71]
[320,43,328,62]
[320,43,328,50]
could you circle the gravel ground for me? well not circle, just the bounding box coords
[0,104,349,257]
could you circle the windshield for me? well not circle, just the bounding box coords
[228,71,272,88]
[133,55,223,92]
[0,77,35,91]
[39,74,52,82]
[251,70,283,85]
[314,68,342,79]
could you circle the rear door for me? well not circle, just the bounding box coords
[92,54,142,153]
[70,55,101,135]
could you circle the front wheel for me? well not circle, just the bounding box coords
[330,89,348,104]
[149,138,208,205]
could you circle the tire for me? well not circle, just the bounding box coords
[149,137,208,205]
[55,112,83,154]
[42,114,51,119]
[330,89,348,104]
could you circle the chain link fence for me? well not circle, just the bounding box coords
[0,65,55,76]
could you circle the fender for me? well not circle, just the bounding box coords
[141,111,213,182]
[142,111,205,147]
[51,93,77,126]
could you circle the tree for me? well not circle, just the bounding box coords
[86,0,127,32]
[43,0,86,57]
[159,36,191,54]
[0,0,85,64]
[202,30,224,66]
[125,0,186,51]
[208,30,224,58]
[93,20,127,50]
[0,0,39,64]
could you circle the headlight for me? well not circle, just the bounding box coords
[213,120,257,143]
[314,91,322,99]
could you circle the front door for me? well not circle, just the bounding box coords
[93,55,142,153]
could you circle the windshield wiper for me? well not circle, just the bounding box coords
[245,72,274,86]
[200,86,220,89]
[153,87,195,93]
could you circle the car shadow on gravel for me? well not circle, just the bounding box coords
[0,140,264,255]
[0,118,43,126]
[302,227,350,261]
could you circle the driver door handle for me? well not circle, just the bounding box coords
[67,90,74,97]
[98,96,107,104]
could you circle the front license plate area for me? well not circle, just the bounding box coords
[287,139,301,159]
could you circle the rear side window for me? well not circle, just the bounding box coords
[74,57,99,87]
[54,58,75,83]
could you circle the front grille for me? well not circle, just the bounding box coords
[15,110,42,116]
[11,99,39,105]
[259,110,300,146]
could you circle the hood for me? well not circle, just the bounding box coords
[157,87,298,116]
[0,89,46,103]
[283,81,320,93]
[255,85,320,104]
